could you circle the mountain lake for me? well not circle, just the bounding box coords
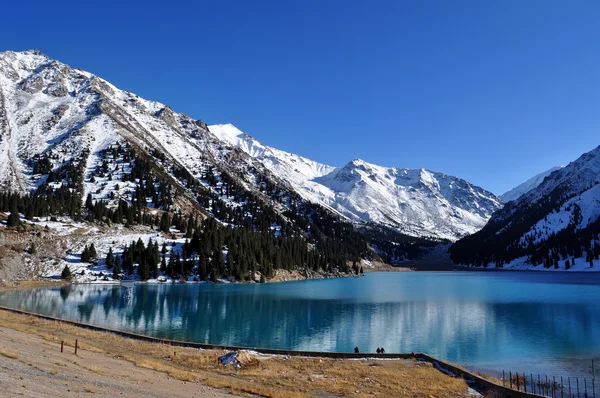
[1,271,599,379]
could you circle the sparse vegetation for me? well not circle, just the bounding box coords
[0,349,18,359]
[0,308,470,397]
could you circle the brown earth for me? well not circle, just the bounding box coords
[0,325,237,398]
[0,308,471,397]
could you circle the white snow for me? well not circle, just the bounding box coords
[0,49,502,245]
[486,255,600,272]
[209,125,503,241]
[500,166,563,202]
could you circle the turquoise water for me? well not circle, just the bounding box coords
[1,271,600,377]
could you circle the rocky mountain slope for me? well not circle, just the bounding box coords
[451,146,600,271]
[500,166,563,202]
[210,124,502,241]
[0,49,503,280]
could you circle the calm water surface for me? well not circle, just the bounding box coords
[1,271,599,377]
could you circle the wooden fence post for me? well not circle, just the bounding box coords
[569,377,572,397]
[593,360,596,398]
[75,339,78,355]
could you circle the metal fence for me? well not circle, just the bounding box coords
[501,362,597,398]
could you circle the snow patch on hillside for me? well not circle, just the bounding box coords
[519,183,600,246]
[486,255,599,272]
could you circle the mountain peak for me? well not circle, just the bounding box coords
[346,158,371,170]
[22,49,46,56]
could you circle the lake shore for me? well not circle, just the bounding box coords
[0,308,470,397]
[0,259,409,289]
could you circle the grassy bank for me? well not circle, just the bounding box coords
[0,308,470,397]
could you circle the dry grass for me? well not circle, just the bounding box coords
[0,279,67,291]
[0,349,19,359]
[0,309,470,397]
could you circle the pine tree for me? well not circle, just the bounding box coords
[138,258,150,281]
[161,255,167,273]
[113,256,121,279]
[88,243,97,259]
[7,200,20,227]
[167,249,175,277]
[160,212,170,233]
[81,246,89,263]
[85,193,93,209]
[150,241,159,279]
[175,253,182,278]
[214,249,225,276]
[198,254,208,281]
[106,247,114,269]
[127,249,134,275]
[61,265,72,280]
[186,213,194,239]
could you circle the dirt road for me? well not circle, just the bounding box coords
[0,325,237,398]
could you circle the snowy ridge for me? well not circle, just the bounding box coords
[0,50,220,203]
[451,144,600,271]
[519,184,600,247]
[0,49,501,243]
[500,166,563,202]
[209,124,502,241]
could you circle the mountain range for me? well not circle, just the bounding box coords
[1,49,598,279]
[0,49,501,243]
[209,124,503,241]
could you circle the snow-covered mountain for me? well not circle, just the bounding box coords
[500,166,563,202]
[209,124,502,241]
[0,49,500,250]
[451,145,600,271]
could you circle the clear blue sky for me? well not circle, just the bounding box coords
[3,1,600,195]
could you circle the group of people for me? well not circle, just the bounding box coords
[352,346,386,354]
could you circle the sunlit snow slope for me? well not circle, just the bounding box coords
[209,124,502,241]
[500,166,563,202]
[0,50,502,242]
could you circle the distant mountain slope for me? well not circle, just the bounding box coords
[451,145,600,271]
[0,49,376,281]
[0,49,501,282]
[209,124,502,241]
[500,166,563,202]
